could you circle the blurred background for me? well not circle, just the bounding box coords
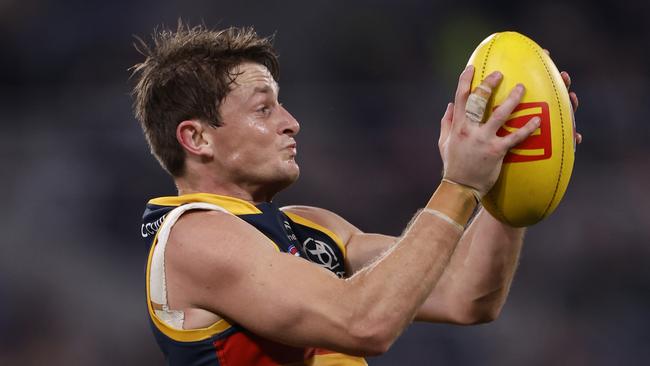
[1,0,649,365]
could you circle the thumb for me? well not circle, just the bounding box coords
[439,102,454,146]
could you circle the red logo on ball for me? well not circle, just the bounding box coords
[497,102,552,163]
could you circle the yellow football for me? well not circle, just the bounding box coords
[467,31,576,227]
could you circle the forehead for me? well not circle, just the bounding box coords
[229,62,278,95]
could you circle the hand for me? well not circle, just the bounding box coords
[438,66,540,197]
[544,49,582,145]
[560,70,582,145]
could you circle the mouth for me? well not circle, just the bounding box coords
[285,141,297,157]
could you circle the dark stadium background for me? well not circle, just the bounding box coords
[1,0,648,365]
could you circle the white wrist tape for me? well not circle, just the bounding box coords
[422,208,464,232]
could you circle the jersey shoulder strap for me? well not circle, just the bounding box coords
[148,202,232,337]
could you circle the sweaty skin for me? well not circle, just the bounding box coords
[175,63,300,203]
[163,63,541,355]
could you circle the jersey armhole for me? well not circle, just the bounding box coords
[282,210,348,258]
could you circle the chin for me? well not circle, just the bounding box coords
[259,163,300,195]
[279,164,300,187]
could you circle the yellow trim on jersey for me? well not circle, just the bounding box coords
[264,237,282,252]
[291,353,367,366]
[150,194,280,251]
[149,193,262,215]
[282,211,347,258]
[145,228,232,342]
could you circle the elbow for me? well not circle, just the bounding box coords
[346,319,397,356]
[448,288,508,325]
[450,302,503,325]
[356,339,392,357]
[465,306,500,325]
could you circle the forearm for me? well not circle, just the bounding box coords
[336,64,537,339]
[416,208,525,323]
[461,209,525,303]
[343,182,475,348]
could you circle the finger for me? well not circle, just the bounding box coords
[569,91,579,112]
[543,48,550,56]
[439,102,454,146]
[479,70,503,91]
[561,71,571,89]
[452,65,475,128]
[484,83,525,133]
[501,116,541,149]
[576,132,583,145]
[464,71,503,123]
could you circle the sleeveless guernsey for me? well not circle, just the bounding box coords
[141,193,367,366]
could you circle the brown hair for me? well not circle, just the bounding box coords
[130,22,279,176]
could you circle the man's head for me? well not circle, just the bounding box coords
[131,23,284,178]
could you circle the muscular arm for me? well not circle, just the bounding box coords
[416,208,524,324]
[274,69,537,330]
[164,66,537,356]
[286,205,524,325]
[167,197,464,357]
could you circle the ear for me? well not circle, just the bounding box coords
[176,120,214,158]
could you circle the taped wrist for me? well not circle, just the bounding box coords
[425,180,479,230]
[441,178,482,203]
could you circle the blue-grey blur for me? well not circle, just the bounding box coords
[1,0,649,365]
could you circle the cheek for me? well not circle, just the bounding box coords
[250,119,274,139]
[247,119,276,148]
[226,120,276,163]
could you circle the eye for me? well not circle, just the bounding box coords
[256,105,270,115]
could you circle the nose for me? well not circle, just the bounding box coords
[278,104,300,137]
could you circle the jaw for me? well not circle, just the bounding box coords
[248,163,300,202]
[176,155,300,203]
[216,159,300,203]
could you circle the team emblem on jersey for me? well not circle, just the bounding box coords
[302,237,344,278]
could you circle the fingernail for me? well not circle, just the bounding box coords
[532,116,541,126]
[492,71,502,78]
[465,65,474,72]
[517,83,525,92]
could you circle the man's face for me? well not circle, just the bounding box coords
[208,62,300,193]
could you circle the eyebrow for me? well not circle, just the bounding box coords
[253,83,279,95]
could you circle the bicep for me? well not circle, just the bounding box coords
[166,211,357,351]
[346,233,397,274]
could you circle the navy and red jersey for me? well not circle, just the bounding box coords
[141,193,367,366]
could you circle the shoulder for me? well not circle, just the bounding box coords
[171,209,246,242]
[167,209,277,271]
[281,205,362,246]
